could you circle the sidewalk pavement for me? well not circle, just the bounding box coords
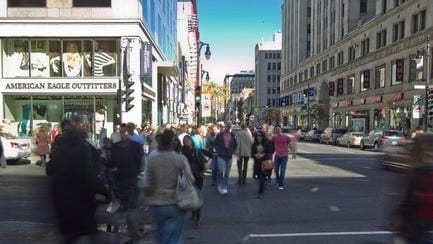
[0,153,157,243]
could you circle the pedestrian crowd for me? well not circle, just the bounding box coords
[43,120,297,243]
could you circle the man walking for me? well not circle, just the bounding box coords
[109,123,144,242]
[272,125,291,190]
[214,122,237,195]
[235,123,253,185]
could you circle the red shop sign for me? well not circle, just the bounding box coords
[394,92,404,100]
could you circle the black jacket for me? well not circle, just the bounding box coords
[48,132,108,239]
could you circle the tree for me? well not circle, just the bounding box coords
[237,98,244,123]
[309,103,329,129]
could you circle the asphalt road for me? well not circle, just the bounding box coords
[183,142,406,244]
[0,142,406,243]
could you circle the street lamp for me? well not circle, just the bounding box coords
[414,36,430,132]
[196,41,212,126]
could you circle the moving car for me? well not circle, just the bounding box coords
[360,129,406,151]
[319,128,347,145]
[336,132,364,148]
[1,133,31,162]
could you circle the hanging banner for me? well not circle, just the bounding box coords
[329,81,335,96]
[337,78,344,95]
[140,42,152,85]
[396,58,404,82]
[201,93,211,117]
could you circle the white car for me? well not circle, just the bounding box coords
[1,134,31,161]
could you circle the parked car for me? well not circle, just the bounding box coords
[296,129,309,141]
[305,129,323,142]
[0,133,31,162]
[360,129,406,151]
[336,132,364,148]
[320,128,347,145]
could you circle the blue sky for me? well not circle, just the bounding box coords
[197,0,283,84]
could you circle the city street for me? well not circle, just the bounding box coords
[0,142,405,243]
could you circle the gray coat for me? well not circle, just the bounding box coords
[235,129,253,157]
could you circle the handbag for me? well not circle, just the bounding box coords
[175,155,203,211]
[261,159,275,171]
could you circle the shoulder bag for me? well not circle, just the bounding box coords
[262,159,275,171]
[175,155,203,211]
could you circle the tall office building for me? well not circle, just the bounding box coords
[255,31,282,124]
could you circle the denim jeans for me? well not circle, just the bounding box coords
[217,156,233,193]
[274,155,288,187]
[150,204,186,244]
[211,155,218,184]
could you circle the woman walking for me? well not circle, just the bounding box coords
[181,135,206,228]
[252,131,272,199]
[142,129,194,244]
[35,126,50,166]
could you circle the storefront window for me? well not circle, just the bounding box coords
[3,39,30,77]
[30,40,49,77]
[49,40,61,77]
[3,95,116,144]
[375,66,385,88]
[2,38,119,78]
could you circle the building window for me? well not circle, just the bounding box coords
[299,73,303,82]
[272,63,276,70]
[382,0,387,14]
[412,10,426,34]
[310,66,314,77]
[360,0,368,14]
[73,0,111,7]
[7,0,46,7]
[267,75,271,83]
[376,29,387,49]
[329,56,335,69]
[265,53,268,59]
[394,0,406,7]
[409,55,424,81]
[322,59,328,72]
[337,51,344,66]
[347,76,355,94]
[348,46,356,61]
[316,63,321,75]
[267,63,271,70]
[393,21,405,42]
[361,38,370,56]
[375,66,385,88]
[277,63,281,70]
[304,69,308,79]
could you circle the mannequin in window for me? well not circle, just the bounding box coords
[50,42,82,77]
[86,42,115,77]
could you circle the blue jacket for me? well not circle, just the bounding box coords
[214,132,237,159]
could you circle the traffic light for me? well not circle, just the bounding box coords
[123,80,135,112]
[195,86,201,107]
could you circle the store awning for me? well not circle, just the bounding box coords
[158,61,179,77]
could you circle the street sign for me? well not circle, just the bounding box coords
[414,85,426,89]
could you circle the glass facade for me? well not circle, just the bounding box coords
[141,0,177,61]
[2,38,120,78]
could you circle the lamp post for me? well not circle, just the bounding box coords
[196,41,211,127]
[302,81,311,129]
[415,36,431,132]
